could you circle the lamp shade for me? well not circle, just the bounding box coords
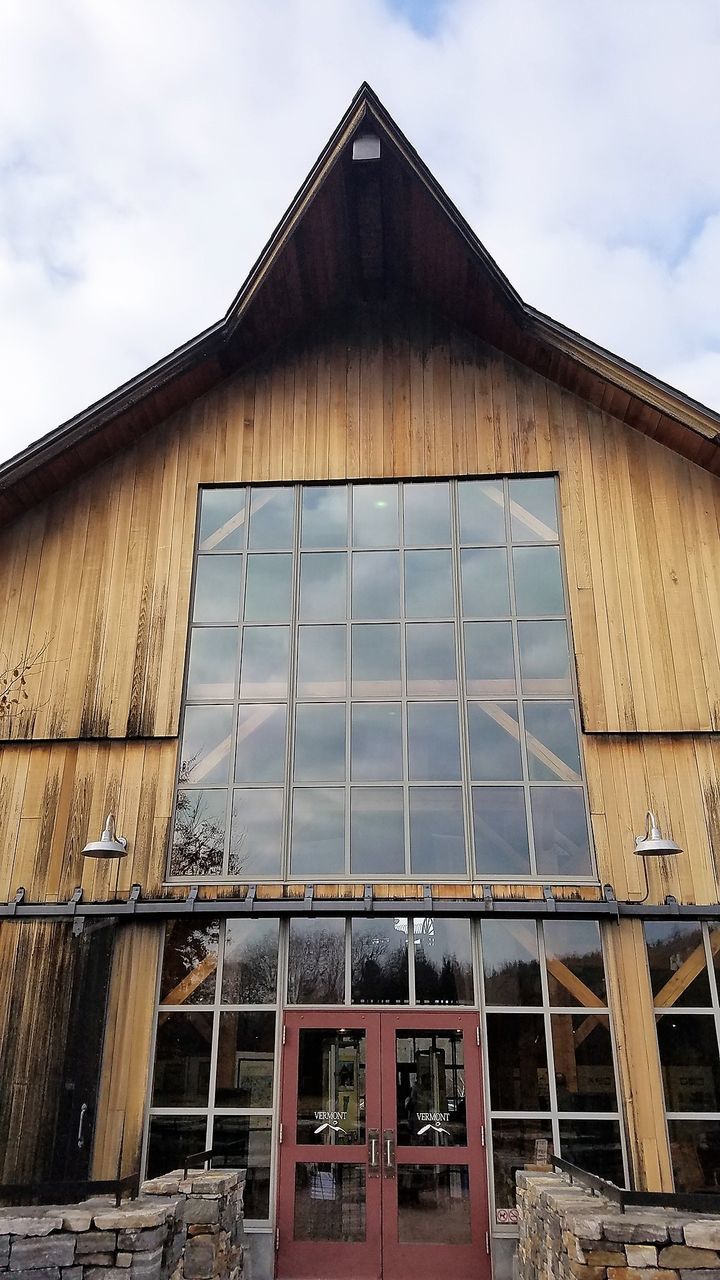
[82,813,128,859]
[633,811,682,857]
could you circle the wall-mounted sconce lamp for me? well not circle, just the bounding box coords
[632,810,682,901]
[82,813,128,859]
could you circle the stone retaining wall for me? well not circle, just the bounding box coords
[0,1171,245,1280]
[517,1170,720,1280]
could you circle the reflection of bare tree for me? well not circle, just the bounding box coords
[161,920,220,1004]
[351,930,407,1002]
[224,928,278,1003]
[415,949,471,1003]
[171,755,231,876]
[289,927,345,1003]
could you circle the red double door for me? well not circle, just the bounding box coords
[276,1010,490,1280]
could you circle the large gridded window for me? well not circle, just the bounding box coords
[169,479,593,881]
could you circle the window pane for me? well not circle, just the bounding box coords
[160,920,219,1005]
[239,627,289,698]
[297,625,346,698]
[301,485,348,548]
[351,919,409,1003]
[509,478,558,542]
[551,1015,617,1111]
[299,553,347,620]
[291,788,345,875]
[229,789,283,877]
[288,918,346,1004]
[461,548,510,617]
[404,550,454,618]
[187,628,238,701]
[518,621,571,694]
[544,920,606,1006]
[212,1116,273,1219]
[558,1120,624,1187]
[513,546,564,615]
[215,1011,276,1107]
[294,704,346,781]
[353,484,399,547]
[531,787,592,877]
[235,704,286,783]
[248,486,294,549]
[473,787,531,878]
[657,1014,720,1110]
[667,1120,720,1194]
[180,705,233,786]
[409,787,466,875]
[193,555,242,624]
[147,1117,208,1182]
[351,703,403,781]
[406,623,457,696]
[394,1027,468,1146]
[464,622,515,696]
[408,702,461,780]
[352,551,401,619]
[199,488,247,551]
[481,920,542,1006]
[523,702,581,782]
[645,923,711,1008]
[403,482,451,545]
[244,554,293,622]
[468,702,522,781]
[152,1012,213,1106]
[414,918,474,1005]
[351,624,401,697]
[486,1013,549,1109]
[350,787,404,874]
[458,480,505,544]
[296,1029,367,1145]
[222,918,279,1004]
[170,789,226,876]
[492,1120,554,1210]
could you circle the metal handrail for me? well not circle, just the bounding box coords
[553,1156,720,1214]
[183,1141,246,1179]
[0,1172,140,1208]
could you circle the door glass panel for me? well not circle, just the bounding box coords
[458,479,506,545]
[297,625,346,698]
[294,1164,366,1241]
[296,1028,366,1144]
[397,1166,471,1243]
[215,1011,275,1107]
[352,551,401,619]
[405,550,454,617]
[301,485,348,549]
[244,554,293,622]
[288,919,346,1004]
[395,1029,467,1145]
[353,483,399,548]
[193,556,243,624]
[351,624,401,697]
[235,704,286,783]
[403,482,451,546]
[299,552,347,620]
[414,919,474,1006]
[351,920,409,1004]
[461,548,510,617]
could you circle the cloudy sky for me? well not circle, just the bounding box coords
[2,0,720,465]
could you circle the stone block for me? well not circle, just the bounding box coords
[128,1248,164,1280]
[61,1269,83,1280]
[183,1200,220,1228]
[60,1212,94,1233]
[4,1270,60,1280]
[1,1238,10,1267]
[116,1229,166,1254]
[184,1236,216,1280]
[567,1220,604,1242]
[76,1235,118,1256]
[607,1270,678,1280]
[93,1208,170,1233]
[569,1264,606,1280]
[625,1246,657,1267]
[685,1224,720,1251]
[10,1238,76,1269]
[660,1247,720,1269]
[86,1269,131,1280]
[141,1175,184,1198]
[186,1175,238,1197]
[116,1256,132,1269]
[80,1256,116,1267]
[680,1273,720,1280]
[0,1219,64,1239]
[604,1220,669,1244]
[584,1252,626,1266]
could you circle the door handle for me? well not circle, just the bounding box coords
[368,1128,380,1178]
[383,1129,395,1179]
[77,1102,88,1150]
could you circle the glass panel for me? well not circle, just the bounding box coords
[645,923,712,1008]
[187,628,238,701]
[509,478,558,542]
[215,1011,276,1107]
[461,548,510,617]
[458,479,505,545]
[523,702,581,782]
[222,918,279,1004]
[350,787,405,874]
[518,621,571,694]
[531,787,592,877]
[199,488,247,552]
[656,1014,720,1110]
[551,1015,617,1111]
[473,787,531,878]
[352,551,401,619]
[403,482,451,546]
[481,920,542,1006]
[398,1165,471,1243]
[408,702,461,780]
[248,486,294,549]
[291,788,345,875]
[147,1116,208,1181]
[299,553,347,620]
[244,554,293,622]
[294,704,346,782]
[152,1012,213,1106]
[544,920,606,1007]
[239,627,289,698]
[160,920,219,1005]
[464,622,515,696]
[353,483,399,548]
[409,787,466,875]
[404,550,454,618]
[297,1028,366,1144]
[513,546,564,615]
[211,1116,272,1219]
[229,789,283,877]
[558,1119,624,1187]
[351,703,402,781]
[294,1164,366,1242]
[351,624,401,698]
[667,1120,720,1194]
[301,485,348,548]
[193,556,242,624]
[468,702,522,781]
[170,789,226,876]
[491,1119,554,1210]
[414,918,474,1005]
[351,919,409,1003]
[235,704,286,784]
[297,625,346,698]
[406,623,457,696]
[486,1013,550,1109]
[288,918,346,1004]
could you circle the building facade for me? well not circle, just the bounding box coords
[1,86,720,1280]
